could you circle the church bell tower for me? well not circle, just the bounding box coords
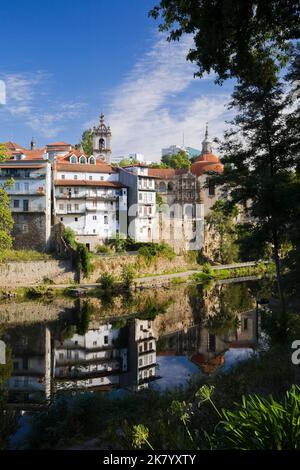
[92,113,112,163]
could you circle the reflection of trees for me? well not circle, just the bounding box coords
[0,333,15,449]
[205,283,254,337]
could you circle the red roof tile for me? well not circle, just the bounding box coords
[54,179,126,188]
[55,163,114,173]
[148,168,188,179]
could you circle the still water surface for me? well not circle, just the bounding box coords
[0,277,271,417]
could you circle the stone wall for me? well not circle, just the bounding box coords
[89,254,191,282]
[0,259,75,288]
[0,254,194,288]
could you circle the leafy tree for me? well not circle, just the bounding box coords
[0,143,9,162]
[119,158,139,167]
[205,200,239,263]
[77,129,93,155]
[150,0,300,84]
[162,151,190,169]
[0,188,14,251]
[209,76,298,325]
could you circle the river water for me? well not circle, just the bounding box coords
[0,277,272,418]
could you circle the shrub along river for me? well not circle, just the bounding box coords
[0,276,272,447]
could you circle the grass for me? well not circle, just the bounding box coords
[0,249,51,263]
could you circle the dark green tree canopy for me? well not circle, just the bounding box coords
[150,0,300,84]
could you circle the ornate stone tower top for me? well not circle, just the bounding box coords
[92,113,112,163]
[201,123,213,155]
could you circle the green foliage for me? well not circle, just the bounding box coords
[222,385,300,450]
[95,244,113,255]
[76,243,93,279]
[78,129,93,155]
[108,234,127,252]
[118,159,139,167]
[138,242,175,265]
[149,1,298,85]
[161,150,190,169]
[97,272,116,291]
[73,300,93,335]
[0,188,14,252]
[121,264,135,289]
[205,200,239,264]
[0,249,50,263]
[0,143,9,162]
[62,227,77,250]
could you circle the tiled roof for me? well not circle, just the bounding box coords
[57,150,88,162]
[0,164,46,169]
[46,141,71,147]
[55,163,114,173]
[4,141,27,152]
[54,179,126,188]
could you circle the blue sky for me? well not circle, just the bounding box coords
[0,0,234,160]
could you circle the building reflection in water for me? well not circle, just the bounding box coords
[2,282,262,410]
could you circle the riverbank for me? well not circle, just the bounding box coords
[0,261,274,300]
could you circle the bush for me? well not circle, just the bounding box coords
[121,264,136,289]
[138,242,176,265]
[97,272,116,291]
[202,262,213,276]
[95,244,113,255]
[76,243,93,278]
[62,227,77,249]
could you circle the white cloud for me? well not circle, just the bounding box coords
[102,34,231,160]
[0,72,86,138]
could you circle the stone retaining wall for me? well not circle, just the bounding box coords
[0,259,75,288]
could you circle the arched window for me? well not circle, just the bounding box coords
[99,138,105,150]
[70,155,77,164]
[159,182,166,192]
[89,156,96,165]
[79,156,87,164]
[167,182,174,192]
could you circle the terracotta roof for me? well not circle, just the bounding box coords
[0,164,46,169]
[195,152,220,163]
[54,179,126,188]
[57,150,88,162]
[55,163,114,173]
[191,160,224,177]
[148,168,188,179]
[4,141,27,152]
[46,141,71,147]
[191,353,225,374]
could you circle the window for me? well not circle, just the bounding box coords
[93,341,97,346]
[74,175,78,180]
[89,175,93,180]
[138,193,142,201]
[74,217,78,222]
[23,200,29,211]
[104,335,108,345]
[149,342,152,350]
[24,182,29,191]
[59,203,64,210]
[79,156,86,164]
[208,334,216,352]
[74,204,79,211]
[159,182,166,192]
[208,179,215,196]
[74,188,79,195]
[139,358,143,367]
[89,156,96,165]
[243,318,248,331]
[67,204,71,212]
[59,353,64,360]
[24,170,30,178]
[13,199,19,208]
[61,175,65,179]
[15,182,20,191]
[59,188,64,194]
[70,155,77,164]
[93,215,97,220]
[104,215,108,224]
[60,217,64,221]
[100,176,104,181]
